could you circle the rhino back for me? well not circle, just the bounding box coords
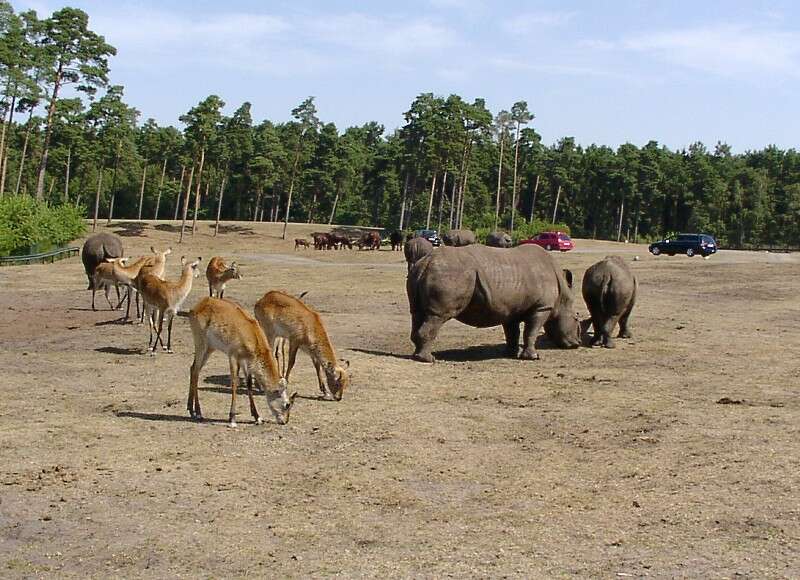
[582,256,636,315]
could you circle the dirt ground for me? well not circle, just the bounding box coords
[0,219,798,578]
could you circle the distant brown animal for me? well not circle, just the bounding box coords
[403,237,433,271]
[205,256,242,299]
[295,238,310,250]
[329,233,352,250]
[312,232,331,250]
[390,230,404,251]
[358,231,381,250]
[486,231,513,248]
[581,256,637,348]
[90,257,128,310]
[188,297,296,426]
[254,290,350,401]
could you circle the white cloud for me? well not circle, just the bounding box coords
[625,24,800,78]
[501,11,576,35]
[307,13,458,54]
[487,56,635,82]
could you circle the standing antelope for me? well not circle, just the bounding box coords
[137,256,202,354]
[91,257,128,311]
[205,257,242,299]
[134,247,172,323]
[188,297,297,426]
[254,290,350,401]
[112,247,169,320]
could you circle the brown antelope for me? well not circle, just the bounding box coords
[134,247,172,323]
[112,247,172,320]
[188,297,297,426]
[138,256,202,354]
[91,257,128,311]
[254,290,350,401]
[205,257,242,299]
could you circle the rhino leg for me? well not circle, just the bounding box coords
[600,317,619,348]
[502,320,521,358]
[617,302,634,339]
[519,309,550,360]
[411,313,445,363]
[589,318,603,347]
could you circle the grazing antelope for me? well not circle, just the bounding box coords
[138,256,202,354]
[205,257,242,299]
[254,290,350,401]
[91,257,128,311]
[188,297,297,426]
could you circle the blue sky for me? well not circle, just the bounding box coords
[15,0,800,152]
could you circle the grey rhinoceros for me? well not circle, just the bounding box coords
[486,231,513,248]
[406,244,582,362]
[581,255,637,348]
[403,237,433,271]
[442,229,476,247]
[81,233,124,290]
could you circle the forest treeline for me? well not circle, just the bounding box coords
[2,3,800,246]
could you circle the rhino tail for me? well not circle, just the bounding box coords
[407,255,433,314]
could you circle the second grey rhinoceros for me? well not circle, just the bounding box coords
[581,255,637,348]
[406,244,582,362]
[403,237,433,271]
[486,231,513,248]
[442,229,476,247]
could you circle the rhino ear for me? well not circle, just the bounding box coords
[563,269,574,289]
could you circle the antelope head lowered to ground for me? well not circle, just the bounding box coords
[188,297,298,426]
[254,290,350,401]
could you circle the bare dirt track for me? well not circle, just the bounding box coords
[1,220,799,578]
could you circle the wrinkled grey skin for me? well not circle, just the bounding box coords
[81,233,124,290]
[442,229,476,247]
[403,237,433,271]
[581,255,637,348]
[407,244,582,362]
[486,231,513,248]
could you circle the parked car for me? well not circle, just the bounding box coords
[649,233,717,257]
[415,229,442,247]
[519,231,574,252]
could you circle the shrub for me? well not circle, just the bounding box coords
[0,196,87,256]
[472,219,571,244]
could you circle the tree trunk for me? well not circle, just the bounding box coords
[191,147,206,235]
[633,200,641,243]
[93,168,104,231]
[0,92,17,197]
[552,185,562,224]
[398,171,410,230]
[137,162,147,220]
[74,172,84,208]
[617,198,625,242]
[179,164,195,243]
[329,180,342,225]
[529,175,540,222]
[173,165,185,220]
[154,157,168,220]
[458,159,470,229]
[15,111,34,196]
[36,65,63,200]
[449,176,457,230]
[425,172,438,230]
[106,139,122,225]
[253,187,263,222]
[282,142,303,240]
[437,171,448,232]
[494,131,506,230]
[63,147,71,203]
[307,190,317,223]
[214,174,227,236]
[510,121,521,232]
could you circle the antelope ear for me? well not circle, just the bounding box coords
[165,247,172,255]
[278,377,288,389]
[180,256,187,266]
[231,261,237,268]
[563,269,574,288]
[150,246,156,253]
[339,358,351,369]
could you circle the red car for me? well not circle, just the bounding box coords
[519,231,574,252]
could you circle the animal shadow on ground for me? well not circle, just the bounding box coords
[94,317,133,327]
[154,224,182,233]
[115,410,229,424]
[112,221,148,237]
[433,343,508,362]
[210,224,256,235]
[201,375,329,401]
[95,346,143,355]
[348,347,412,360]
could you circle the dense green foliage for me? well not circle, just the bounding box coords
[0,194,85,254]
[2,2,800,247]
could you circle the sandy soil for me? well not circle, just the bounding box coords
[1,219,798,578]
